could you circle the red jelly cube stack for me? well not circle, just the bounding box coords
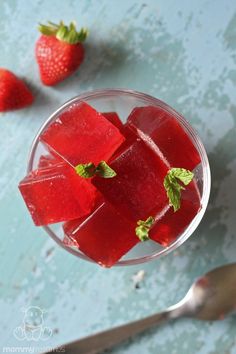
[125,105,201,247]
[19,105,125,227]
[19,101,202,268]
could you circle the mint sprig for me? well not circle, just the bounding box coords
[95,161,117,178]
[135,216,155,242]
[164,168,194,212]
[75,162,96,178]
[75,161,116,179]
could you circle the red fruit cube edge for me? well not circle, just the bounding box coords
[19,162,97,226]
[40,102,125,166]
[127,105,201,170]
[63,202,138,268]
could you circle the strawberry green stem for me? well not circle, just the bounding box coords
[38,21,88,44]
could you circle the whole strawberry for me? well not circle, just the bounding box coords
[0,68,34,112]
[36,21,88,86]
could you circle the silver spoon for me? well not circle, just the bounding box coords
[46,263,236,354]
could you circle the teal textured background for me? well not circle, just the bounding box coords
[0,0,236,352]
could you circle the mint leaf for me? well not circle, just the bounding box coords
[164,168,194,212]
[75,162,96,178]
[135,216,155,242]
[142,216,155,228]
[75,161,116,179]
[95,161,117,179]
[169,168,194,185]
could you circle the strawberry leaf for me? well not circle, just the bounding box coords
[38,21,88,44]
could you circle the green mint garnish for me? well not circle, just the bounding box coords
[75,161,116,179]
[164,168,194,212]
[135,216,155,242]
[75,162,96,178]
[95,161,117,178]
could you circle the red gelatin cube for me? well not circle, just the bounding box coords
[38,154,61,169]
[102,112,123,130]
[63,218,84,237]
[109,124,139,161]
[40,102,125,166]
[93,140,169,221]
[19,163,97,226]
[128,106,201,171]
[150,181,201,246]
[63,202,138,267]
[69,170,99,213]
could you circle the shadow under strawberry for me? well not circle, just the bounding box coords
[21,78,62,119]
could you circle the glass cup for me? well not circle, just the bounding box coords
[27,89,211,266]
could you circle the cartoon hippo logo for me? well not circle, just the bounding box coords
[13,306,52,341]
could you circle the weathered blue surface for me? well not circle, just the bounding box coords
[0,0,236,352]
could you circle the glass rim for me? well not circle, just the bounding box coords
[27,88,211,266]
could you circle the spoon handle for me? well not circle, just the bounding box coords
[55,311,171,354]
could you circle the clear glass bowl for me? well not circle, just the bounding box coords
[28,89,211,266]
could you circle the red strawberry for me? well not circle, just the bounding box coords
[35,21,88,86]
[0,69,34,112]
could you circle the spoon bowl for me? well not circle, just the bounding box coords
[192,263,236,320]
